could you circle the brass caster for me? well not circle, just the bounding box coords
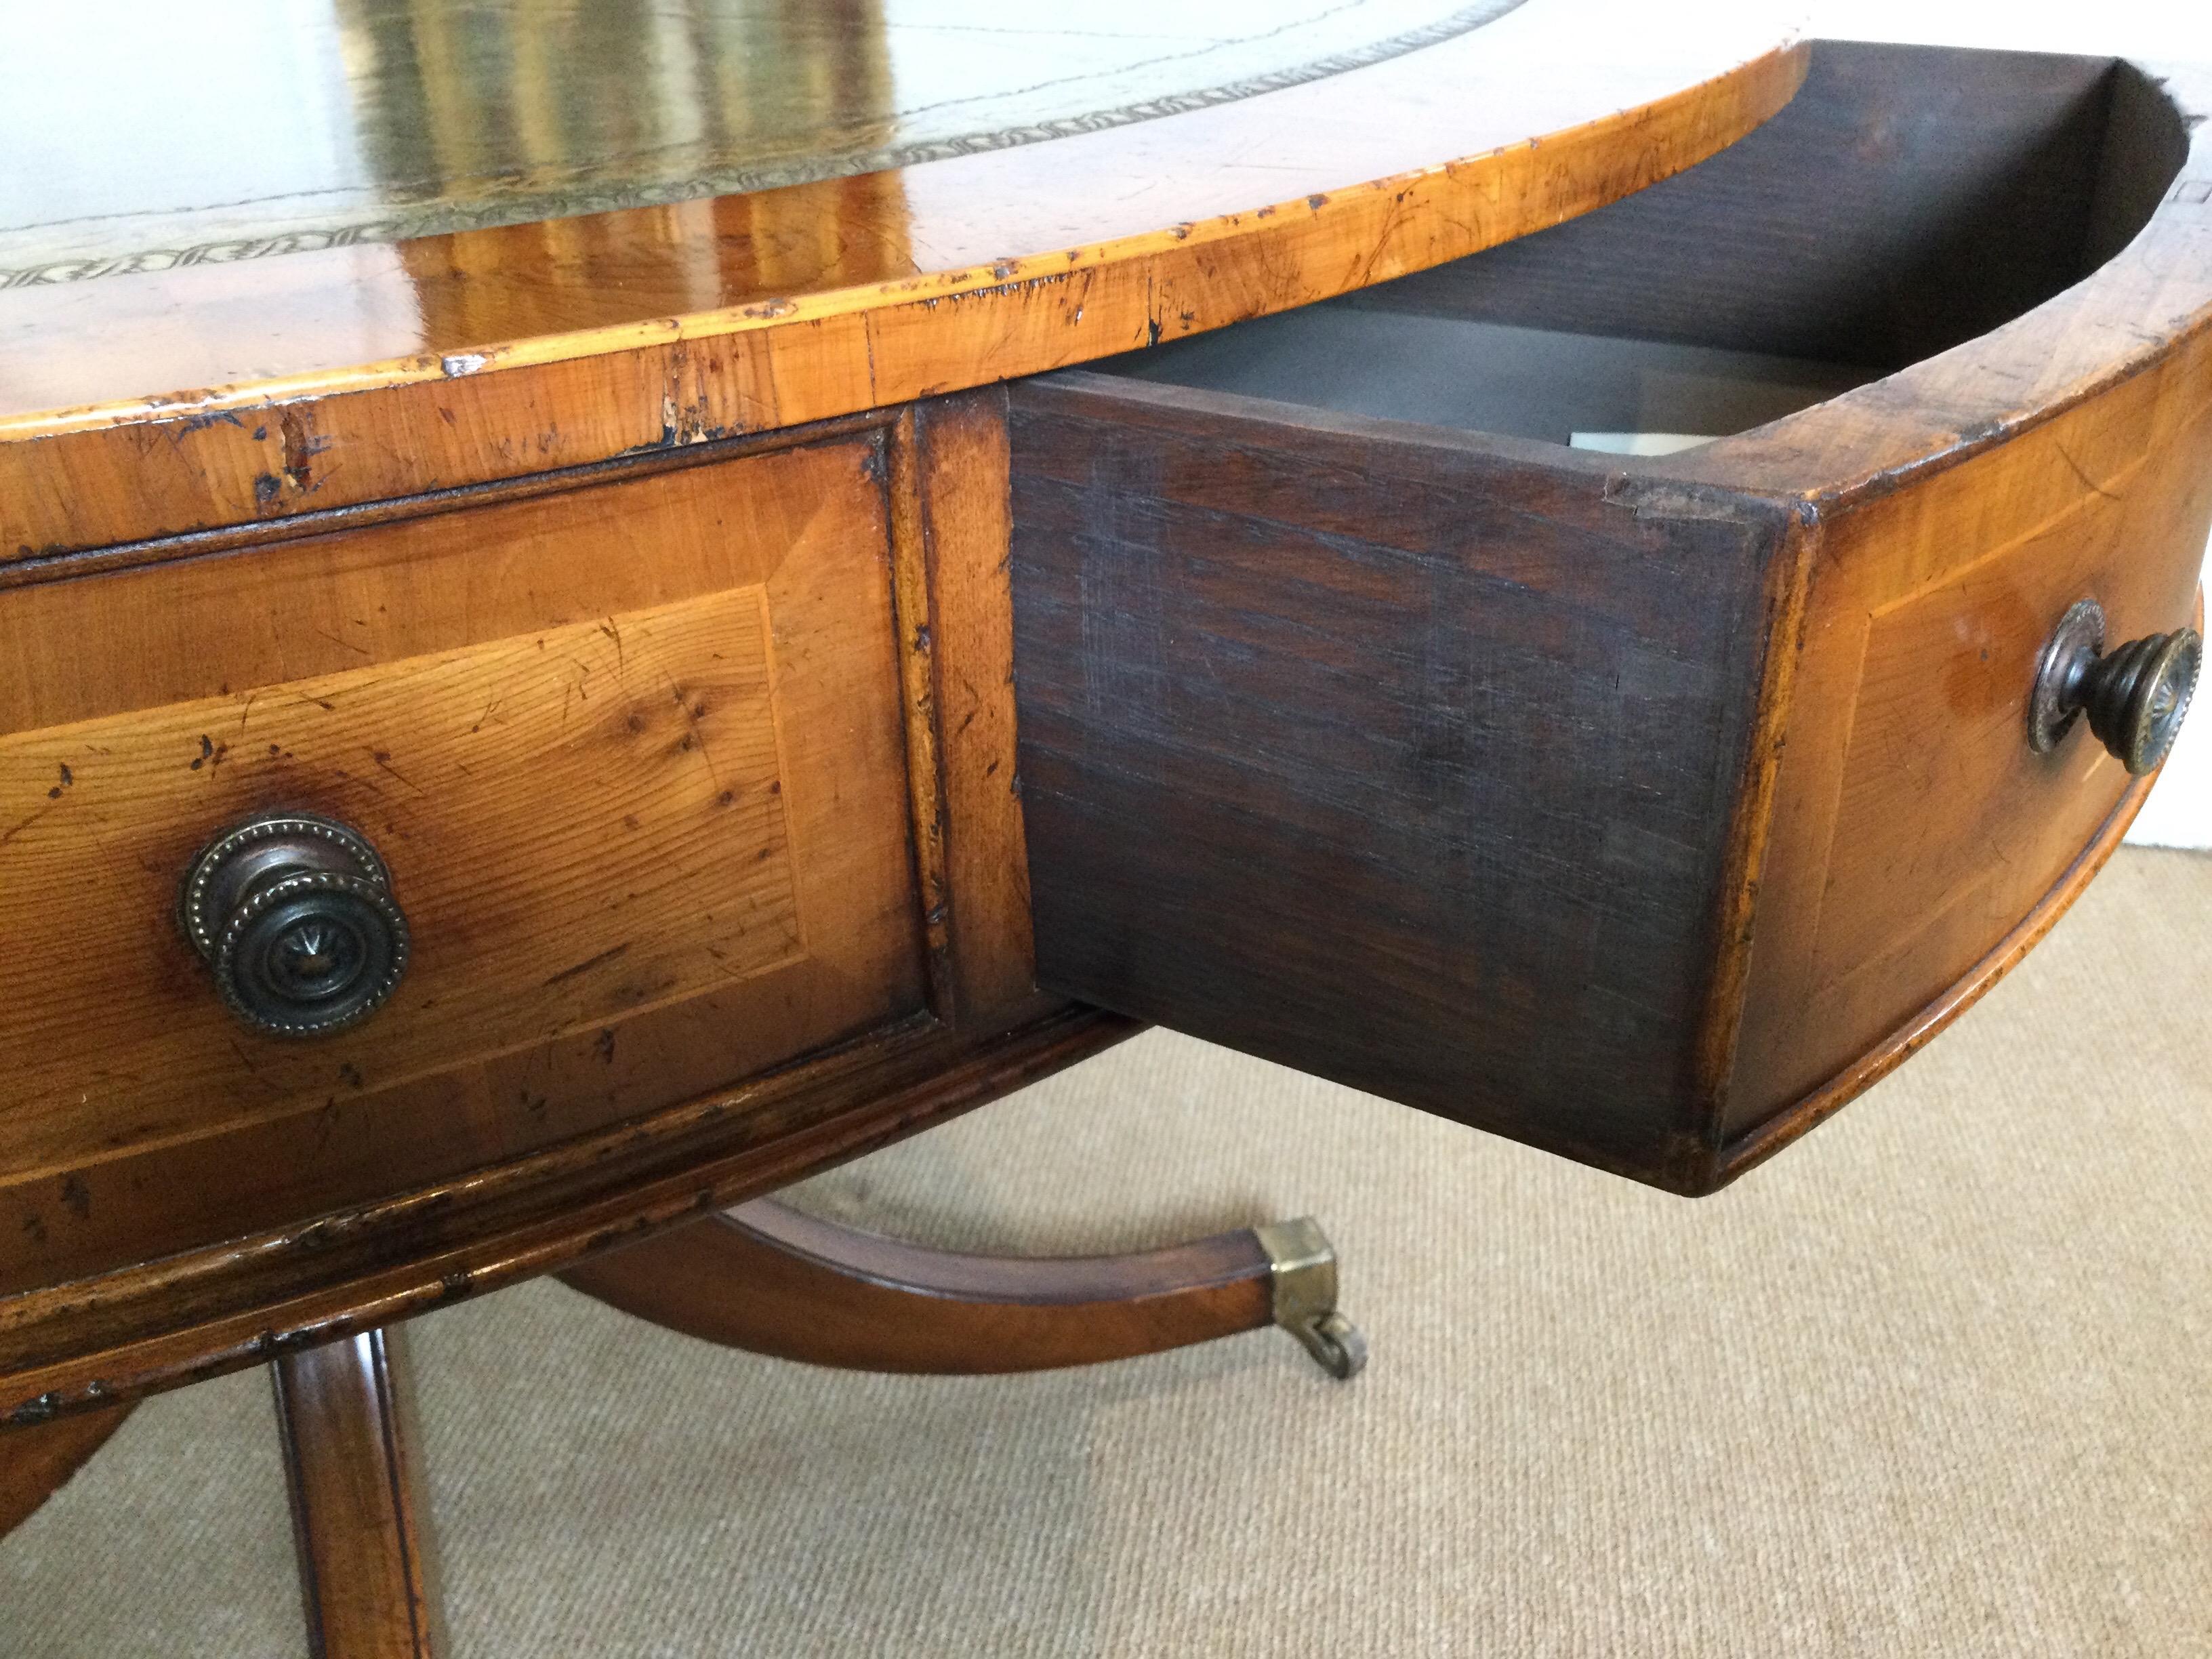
[1252,1216,1367,1382]
[1284,1309,1368,1380]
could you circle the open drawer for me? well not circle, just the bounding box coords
[1006,41,2212,1194]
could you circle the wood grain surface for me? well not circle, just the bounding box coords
[560,1197,1276,1374]
[0,588,798,1176]
[0,1,1803,555]
[0,1397,134,1538]
[1718,377,2212,1147]
[1009,42,2212,1191]
[7,34,2209,1421]
[1008,373,1799,1189]
[271,1327,439,1658]
[0,428,925,1292]
[0,1005,1141,1422]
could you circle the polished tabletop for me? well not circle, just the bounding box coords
[0,0,1799,447]
[3,0,1528,289]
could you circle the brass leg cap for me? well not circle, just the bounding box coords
[1253,1217,1368,1381]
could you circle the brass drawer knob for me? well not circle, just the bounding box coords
[2028,598,2201,776]
[178,811,409,1038]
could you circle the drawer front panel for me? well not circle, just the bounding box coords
[2,588,799,1162]
[1725,342,2212,1139]
[0,434,925,1284]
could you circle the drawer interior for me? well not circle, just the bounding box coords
[1098,311,1870,452]
[1099,39,2186,452]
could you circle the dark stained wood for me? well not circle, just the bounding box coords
[0,1399,134,1538]
[272,1327,438,1659]
[1008,43,2212,1194]
[1,1005,1140,1423]
[1350,43,2212,1170]
[6,33,2210,1427]
[1008,372,1803,1191]
[560,1197,1274,1374]
[2085,61,2194,270]
[1658,56,2212,1164]
[1345,41,2125,371]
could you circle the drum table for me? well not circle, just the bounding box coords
[1,3,2206,1652]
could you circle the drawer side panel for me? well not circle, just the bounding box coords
[1009,375,1791,1189]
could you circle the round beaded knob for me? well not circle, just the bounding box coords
[2028,599,2201,777]
[178,811,409,1037]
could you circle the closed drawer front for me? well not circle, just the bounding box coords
[1009,39,2212,1193]
[0,433,924,1288]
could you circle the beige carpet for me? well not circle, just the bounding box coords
[5,847,2209,1657]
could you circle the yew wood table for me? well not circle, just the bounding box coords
[2,5,2207,1654]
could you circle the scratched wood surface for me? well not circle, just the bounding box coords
[271,1326,440,1658]
[0,0,1803,555]
[0,1005,1140,1419]
[1011,42,2212,1192]
[1009,373,1798,1190]
[0,590,799,1174]
[8,33,2211,1426]
[909,386,1046,1027]
[0,430,926,1294]
[3,0,1529,285]
[1302,44,2212,1167]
